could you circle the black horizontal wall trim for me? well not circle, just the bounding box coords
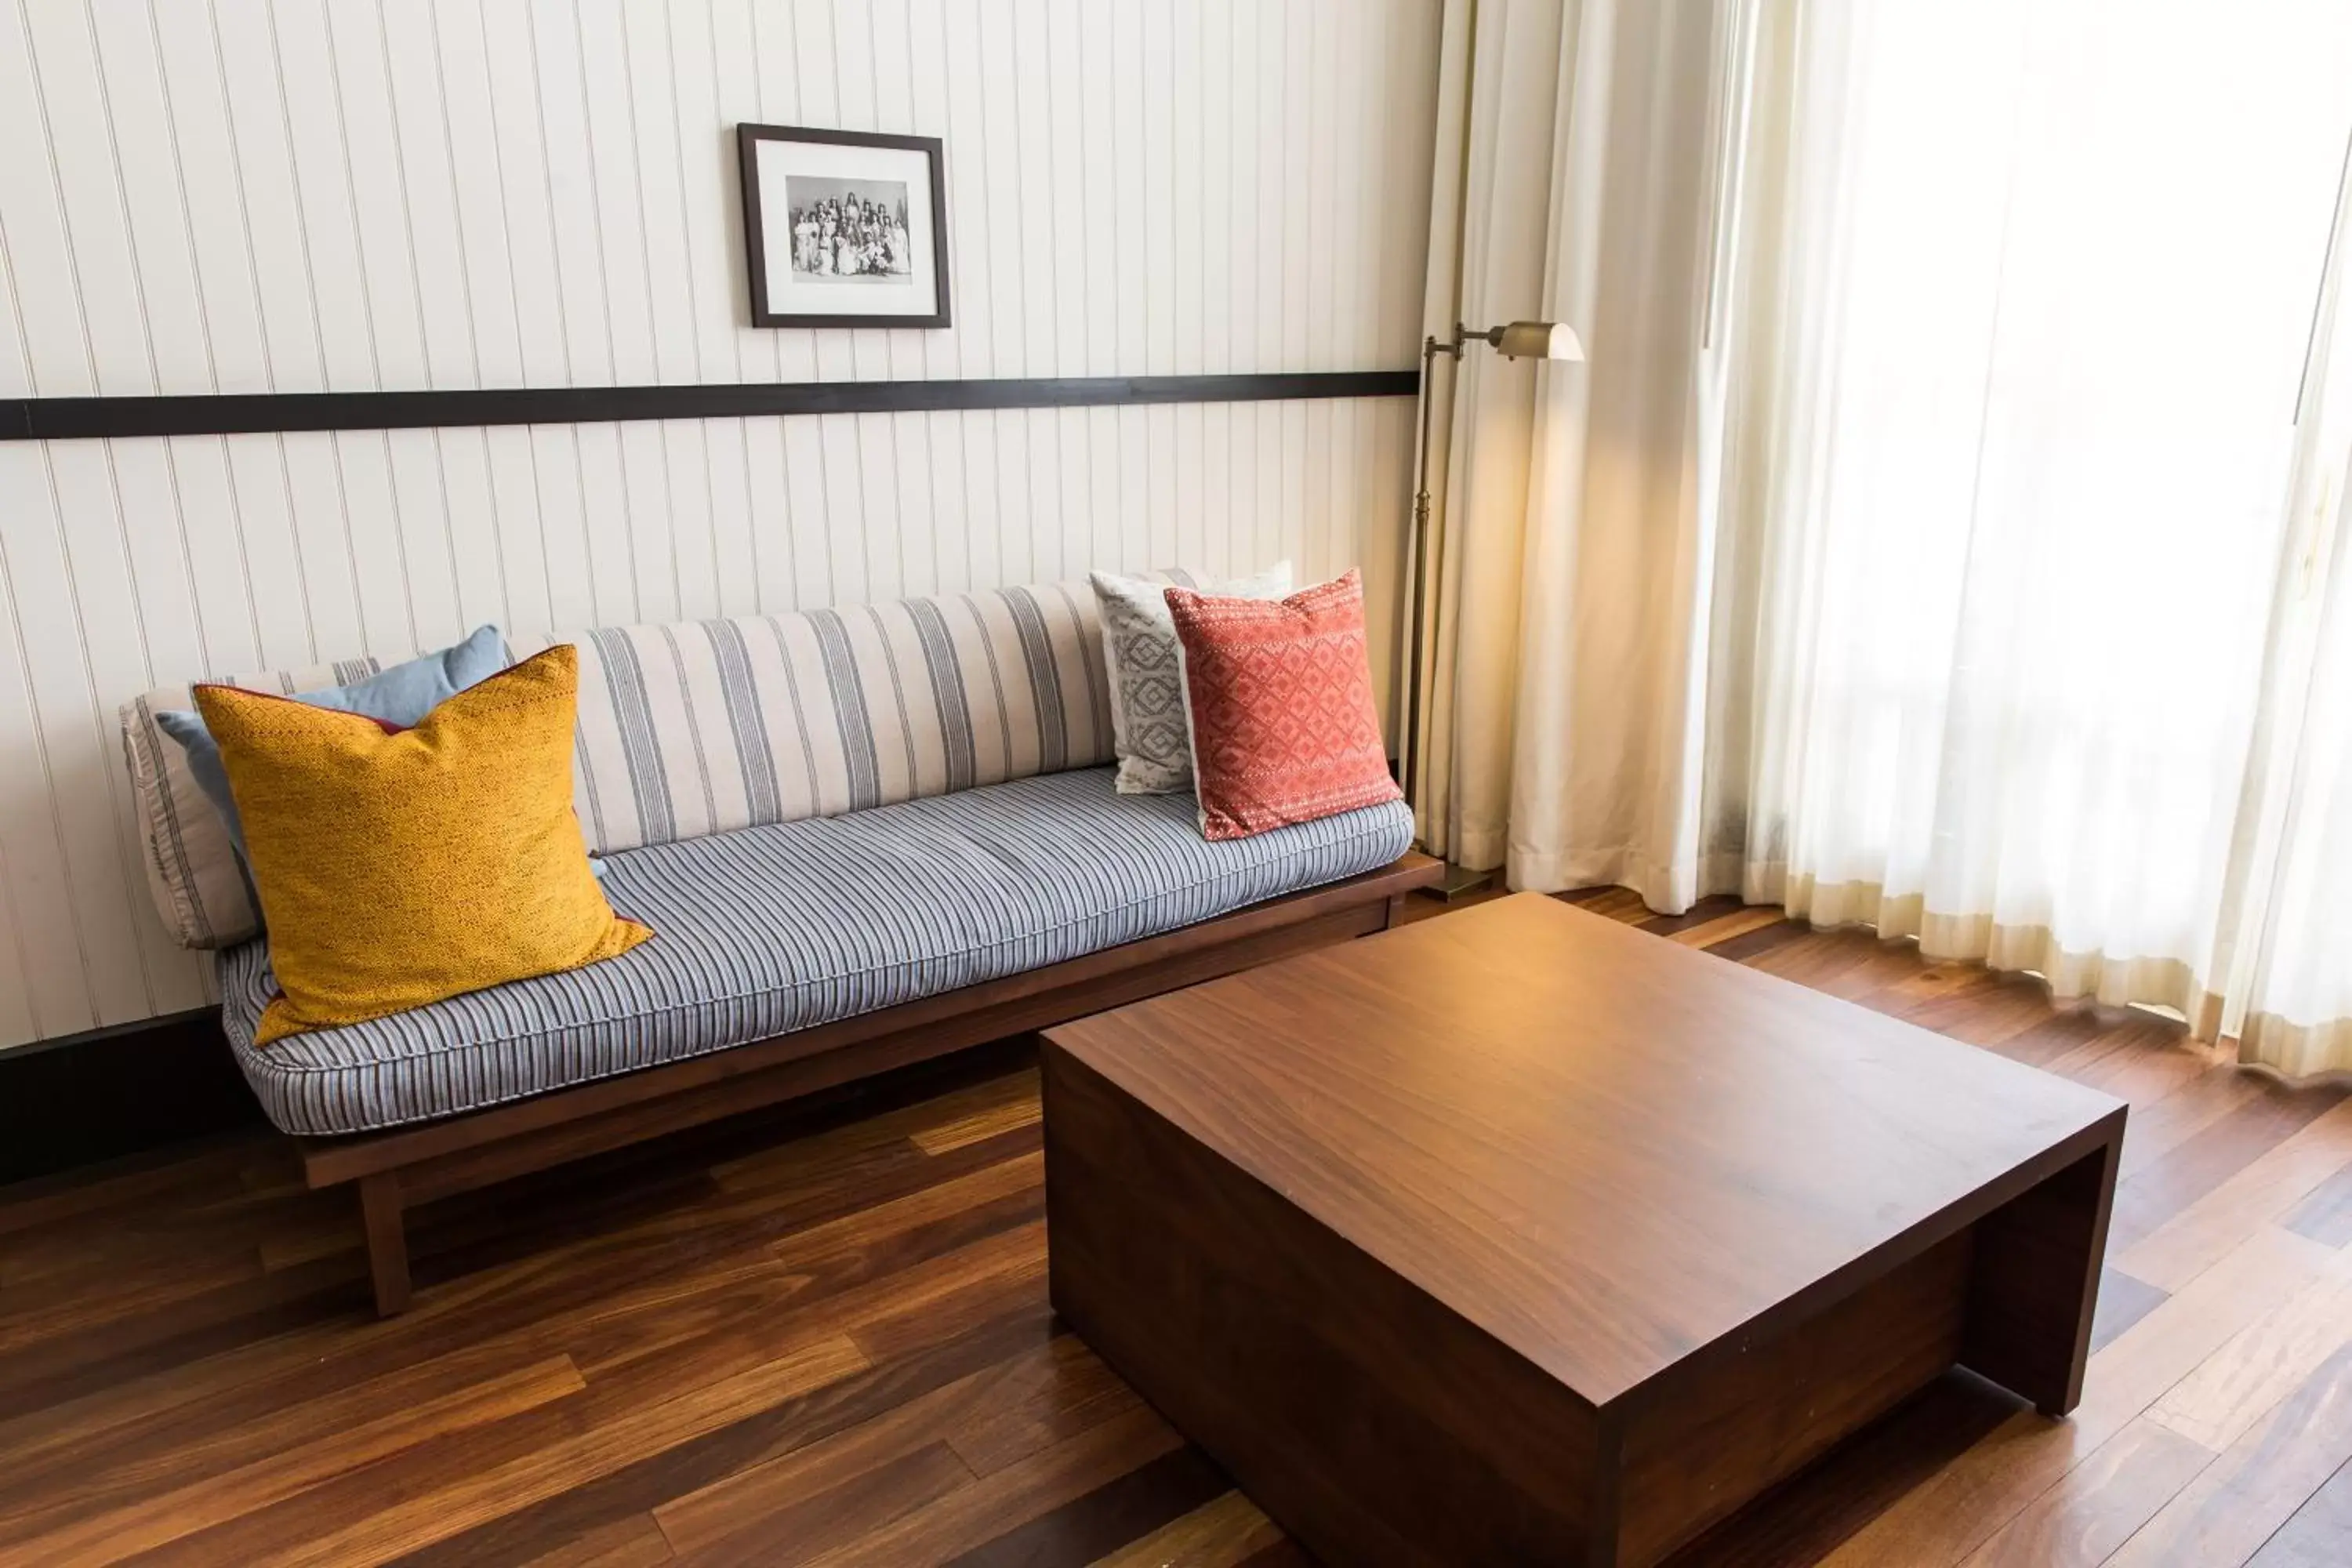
[0,369,1419,442]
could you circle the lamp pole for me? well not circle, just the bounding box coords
[1398,325,1465,816]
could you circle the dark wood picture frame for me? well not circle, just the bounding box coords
[737,123,951,330]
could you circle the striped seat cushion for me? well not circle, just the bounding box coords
[515,579,1117,856]
[218,767,1415,1136]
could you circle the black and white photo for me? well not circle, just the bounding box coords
[738,125,949,328]
[785,176,914,281]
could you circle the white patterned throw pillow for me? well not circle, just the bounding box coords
[1090,561,1293,794]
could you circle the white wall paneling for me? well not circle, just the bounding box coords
[0,0,1442,1051]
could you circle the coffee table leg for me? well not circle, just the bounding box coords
[1959,1125,2123,1417]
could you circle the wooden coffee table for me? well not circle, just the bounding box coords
[1041,894,2127,1567]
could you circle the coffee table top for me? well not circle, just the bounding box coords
[1045,894,2125,1410]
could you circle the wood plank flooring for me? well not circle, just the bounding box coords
[2,890,2348,1565]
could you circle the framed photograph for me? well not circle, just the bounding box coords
[736,124,950,330]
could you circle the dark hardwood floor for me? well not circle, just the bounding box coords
[2,888,2347,1565]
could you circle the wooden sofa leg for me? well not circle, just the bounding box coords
[358,1172,412,1317]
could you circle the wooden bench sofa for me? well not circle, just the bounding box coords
[122,571,1437,1315]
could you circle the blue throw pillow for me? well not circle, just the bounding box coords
[156,626,514,861]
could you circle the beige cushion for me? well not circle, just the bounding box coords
[121,655,387,949]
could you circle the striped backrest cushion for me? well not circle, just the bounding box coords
[513,578,1116,856]
[121,655,390,950]
[121,578,1120,947]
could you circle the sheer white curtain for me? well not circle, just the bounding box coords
[1702,0,2352,1025]
[1421,0,2352,1080]
[2226,171,2352,1079]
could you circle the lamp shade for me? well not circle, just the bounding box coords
[1491,321,1584,361]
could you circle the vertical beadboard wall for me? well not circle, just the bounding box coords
[0,0,1442,1051]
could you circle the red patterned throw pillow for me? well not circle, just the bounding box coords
[1166,569,1403,840]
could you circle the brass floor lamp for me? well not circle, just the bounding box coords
[1399,319,1584,899]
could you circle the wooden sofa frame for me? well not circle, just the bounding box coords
[298,853,1441,1315]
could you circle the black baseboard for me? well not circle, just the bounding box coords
[0,1010,261,1187]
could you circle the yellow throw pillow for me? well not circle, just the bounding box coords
[194,644,650,1044]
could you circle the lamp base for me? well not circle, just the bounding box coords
[1414,861,1498,902]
